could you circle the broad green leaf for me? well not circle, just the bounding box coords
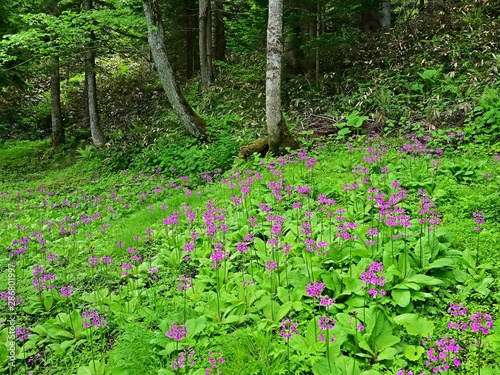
[404,345,425,360]
[407,274,442,286]
[394,314,434,337]
[392,289,411,307]
[186,316,207,338]
[377,347,398,361]
[276,301,293,321]
[313,358,338,375]
[424,257,455,271]
[336,355,361,375]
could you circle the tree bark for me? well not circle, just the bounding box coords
[199,0,213,87]
[380,1,391,30]
[142,0,207,138]
[49,0,63,147]
[184,0,195,79]
[83,0,105,149]
[211,0,225,61]
[50,55,64,147]
[266,0,298,154]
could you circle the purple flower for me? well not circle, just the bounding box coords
[60,285,74,298]
[171,347,195,370]
[280,318,299,339]
[178,276,193,291]
[360,261,386,298]
[424,336,461,373]
[265,260,277,273]
[184,241,195,253]
[166,322,187,341]
[210,243,228,268]
[470,312,494,335]
[318,316,335,342]
[319,295,335,308]
[101,256,112,265]
[306,281,325,299]
[148,267,159,281]
[236,241,248,253]
[206,350,225,374]
[32,266,55,291]
[16,327,31,341]
[82,307,107,329]
[121,263,132,276]
[473,212,485,231]
[88,256,98,267]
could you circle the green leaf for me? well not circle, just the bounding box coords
[392,289,411,307]
[407,274,443,286]
[313,358,338,375]
[335,355,361,375]
[404,345,425,361]
[394,314,434,337]
[185,316,207,338]
[377,347,398,361]
[424,257,455,271]
[338,128,351,136]
[276,301,293,322]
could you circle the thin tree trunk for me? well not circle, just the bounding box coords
[199,0,212,87]
[212,0,225,61]
[266,0,298,154]
[50,55,64,147]
[82,77,90,129]
[184,0,193,79]
[49,0,63,147]
[142,0,207,138]
[84,0,105,148]
[380,1,391,30]
[315,1,321,84]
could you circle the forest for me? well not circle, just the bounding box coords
[0,0,499,374]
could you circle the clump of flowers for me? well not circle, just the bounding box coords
[306,281,325,299]
[424,336,461,373]
[82,307,107,329]
[206,350,225,375]
[470,311,494,335]
[447,302,468,331]
[360,261,386,298]
[171,347,195,371]
[32,265,55,291]
[59,285,74,298]
[318,316,335,342]
[166,322,187,341]
[280,318,299,339]
[16,327,31,341]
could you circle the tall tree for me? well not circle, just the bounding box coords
[266,0,298,154]
[142,0,207,138]
[211,0,225,62]
[199,0,213,87]
[49,1,64,147]
[83,0,105,148]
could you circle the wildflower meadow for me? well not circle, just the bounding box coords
[1,137,499,375]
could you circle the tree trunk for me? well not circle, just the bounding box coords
[49,0,63,147]
[266,0,298,154]
[211,0,225,61]
[199,0,213,87]
[184,0,194,79]
[83,0,105,149]
[50,55,64,147]
[142,0,207,138]
[380,1,391,30]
